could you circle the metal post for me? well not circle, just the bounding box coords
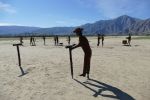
[13,43,26,76]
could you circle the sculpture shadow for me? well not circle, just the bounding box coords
[18,71,28,77]
[74,78,135,100]
[18,68,28,77]
[123,44,131,47]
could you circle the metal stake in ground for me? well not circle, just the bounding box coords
[65,44,76,79]
[13,43,26,76]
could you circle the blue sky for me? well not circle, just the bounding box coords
[0,0,150,27]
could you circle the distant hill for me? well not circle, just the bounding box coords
[0,26,40,36]
[81,15,142,35]
[129,18,150,35]
[0,15,150,36]
[33,27,75,35]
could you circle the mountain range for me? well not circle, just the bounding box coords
[0,15,150,36]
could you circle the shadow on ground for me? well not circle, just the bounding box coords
[74,78,135,100]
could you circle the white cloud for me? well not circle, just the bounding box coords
[0,22,11,26]
[0,2,16,13]
[0,22,18,26]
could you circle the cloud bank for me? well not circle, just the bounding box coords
[0,22,17,26]
[0,1,16,13]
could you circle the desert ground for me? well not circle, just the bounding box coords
[0,36,150,100]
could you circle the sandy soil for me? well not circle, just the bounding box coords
[0,36,150,100]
